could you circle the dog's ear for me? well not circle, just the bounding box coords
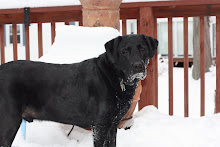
[104,36,122,64]
[141,34,158,58]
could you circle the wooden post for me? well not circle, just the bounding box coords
[79,21,83,26]
[139,7,157,110]
[215,15,220,113]
[216,16,220,113]
[25,24,30,60]
[168,17,173,115]
[122,19,127,35]
[200,17,205,116]
[51,22,55,45]
[12,24,18,61]
[184,17,189,117]
[80,0,122,30]
[38,23,43,58]
[0,24,5,64]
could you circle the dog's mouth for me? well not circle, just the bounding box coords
[123,71,147,86]
[128,72,146,81]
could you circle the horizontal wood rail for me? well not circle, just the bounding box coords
[1,2,220,24]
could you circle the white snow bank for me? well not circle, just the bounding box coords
[1,0,171,10]
[13,106,220,147]
[38,26,120,64]
[123,0,170,2]
[0,0,81,10]
[120,106,220,147]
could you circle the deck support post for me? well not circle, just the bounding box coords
[80,0,122,31]
[139,7,158,110]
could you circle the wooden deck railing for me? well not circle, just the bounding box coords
[129,0,220,116]
[0,0,220,116]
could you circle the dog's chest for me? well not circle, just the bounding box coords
[113,88,135,122]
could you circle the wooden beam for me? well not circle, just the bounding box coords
[25,25,30,60]
[51,22,55,45]
[30,5,82,13]
[154,17,158,108]
[0,10,82,24]
[139,7,157,110]
[0,5,82,15]
[0,24,5,64]
[184,17,189,117]
[79,21,83,26]
[122,19,127,35]
[200,16,205,116]
[120,8,139,19]
[173,57,193,63]
[216,15,220,113]
[38,23,43,58]
[1,4,220,24]
[154,5,220,18]
[12,24,18,61]
[168,17,173,116]
[137,19,140,34]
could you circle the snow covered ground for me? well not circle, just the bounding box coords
[158,57,216,118]
[13,107,220,147]
[9,26,219,147]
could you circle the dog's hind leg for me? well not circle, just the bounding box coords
[0,102,22,147]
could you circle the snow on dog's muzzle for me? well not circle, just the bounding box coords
[128,71,147,82]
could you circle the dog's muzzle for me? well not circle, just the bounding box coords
[123,61,148,85]
[132,62,145,74]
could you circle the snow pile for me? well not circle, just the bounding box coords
[120,106,220,147]
[0,0,172,10]
[0,0,81,9]
[38,26,120,64]
[158,63,216,118]
[158,54,168,76]
[13,106,220,147]
[123,0,171,2]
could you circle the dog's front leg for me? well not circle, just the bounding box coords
[92,125,110,147]
[107,127,117,147]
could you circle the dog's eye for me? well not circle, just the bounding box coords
[122,49,129,54]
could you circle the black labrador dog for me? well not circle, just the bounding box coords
[0,34,158,147]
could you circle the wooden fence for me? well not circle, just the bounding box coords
[0,0,220,117]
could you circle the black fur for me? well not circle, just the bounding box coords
[0,34,158,147]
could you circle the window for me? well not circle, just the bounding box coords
[9,25,21,44]
[213,23,216,57]
[157,18,193,57]
[130,23,134,34]
[158,22,168,56]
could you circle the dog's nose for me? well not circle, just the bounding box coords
[132,62,144,73]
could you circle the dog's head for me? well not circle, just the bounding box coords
[105,34,158,86]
